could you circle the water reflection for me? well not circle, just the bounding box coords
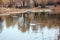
[0,13,60,40]
[0,17,3,33]
[6,16,13,28]
[18,14,30,32]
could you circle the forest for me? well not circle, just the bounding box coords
[0,0,60,8]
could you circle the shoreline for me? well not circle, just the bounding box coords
[0,7,60,16]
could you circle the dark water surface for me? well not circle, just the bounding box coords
[0,13,60,40]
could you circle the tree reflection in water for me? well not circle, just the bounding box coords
[1,13,60,32]
[0,12,60,40]
[0,16,3,33]
[5,13,60,32]
[6,15,13,28]
[18,13,30,32]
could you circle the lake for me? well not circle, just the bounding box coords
[0,13,60,40]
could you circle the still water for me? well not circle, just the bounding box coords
[0,13,60,40]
